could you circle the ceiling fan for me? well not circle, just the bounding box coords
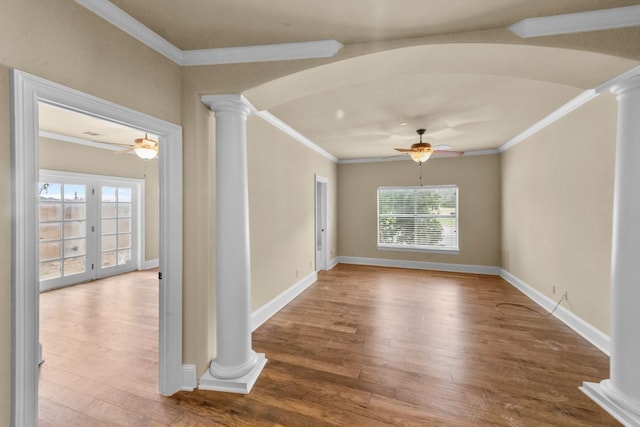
[394,128,463,163]
[115,134,159,160]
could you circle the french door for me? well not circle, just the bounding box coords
[38,170,142,291]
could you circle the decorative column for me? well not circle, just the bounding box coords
[581,74,640,426]
[198,94,266,393]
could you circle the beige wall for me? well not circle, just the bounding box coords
[338,155,501,267]
[0,1,181,425]
[179,78,340,376]
[179,76,217,372]
[501,94,617,335]
[248,116,338,311]
[39,137,160,262]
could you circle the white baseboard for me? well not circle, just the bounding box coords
[337,256,501,275]
[581,381,640,427]
[499,268,610,356]
[328,257,339,270]
[142,259,159,270]
[181,364,197,391]
[251,271,318,331]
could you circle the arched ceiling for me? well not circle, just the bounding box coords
[245,43,638,158]
[73,1,640,160]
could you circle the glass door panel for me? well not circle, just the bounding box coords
[39,171,141,289]
[101,185,134,268]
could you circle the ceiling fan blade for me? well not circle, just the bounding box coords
[433,149,464,156]
[116,146,136,154]
[102,141,135,147]
[394,148,414,153]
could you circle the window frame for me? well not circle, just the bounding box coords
[377,185,460,254]
[39,169,144,290]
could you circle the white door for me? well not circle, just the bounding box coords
[315,175,328,271]
[38,170,141,291]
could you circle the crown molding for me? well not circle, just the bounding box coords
[499,64,640,153]
[254,111,339,163]
[74,0,343,66]
[338,148,500,164]
[595,64,640,94]
[74,0,183,63]
[510,5,640,38]
[182,40,344,66]
[39,130,126,152]
[499,89,597,153]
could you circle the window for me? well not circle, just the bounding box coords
[39,182,88,281]
[377,185,459,253]
[39,170,142,291]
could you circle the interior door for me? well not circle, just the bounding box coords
[315,176,328,271]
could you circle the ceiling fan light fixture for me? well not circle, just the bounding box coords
[409,151,432,163]
[134,146,158,160]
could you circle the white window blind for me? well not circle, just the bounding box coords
[377,186,459,252]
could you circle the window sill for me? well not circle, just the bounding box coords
[377,245,460,255]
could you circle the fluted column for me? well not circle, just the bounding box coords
[582,74,640,426]
[198,94,266,393]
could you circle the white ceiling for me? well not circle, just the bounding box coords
[44,1,640,160]
[38,103,155,151]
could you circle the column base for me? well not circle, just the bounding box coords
[581,381,640,427]
[198,353,267,394]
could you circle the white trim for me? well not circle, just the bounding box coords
[182,40,344,66]
[11,70,183,427]
[142,258,160,270]
[328,257,339,270]
[510,5,640,38]
[74,0,343,66]
[581,382,640,427]
[251,271,318,331]
[255,111,338,163]
[498,66,640,154]
[74,0,183,63]
[199,354,267,394]
[595,65,640,94]
[338,256,500,275]
[499,268,610,356]
[39,130,126,152]
[181,364,197,392]
[499,89,597,152]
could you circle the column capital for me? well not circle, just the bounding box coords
[610,73,640,97]
[201,94,256,116]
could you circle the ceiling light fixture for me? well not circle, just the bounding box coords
[134,146,158,160]
[396,129,433,163]
[132,134,158,159]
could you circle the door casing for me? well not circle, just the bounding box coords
[10,69,184,427]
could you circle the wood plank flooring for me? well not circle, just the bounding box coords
[38,264,619,426]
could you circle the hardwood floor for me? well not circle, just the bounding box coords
[38,264,618,426]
